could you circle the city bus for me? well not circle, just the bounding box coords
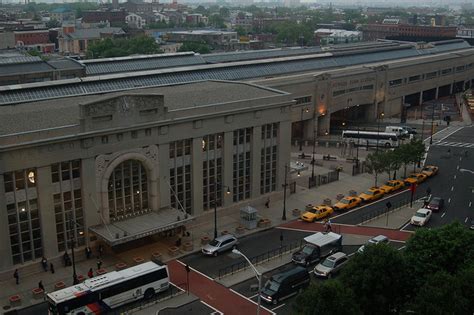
[47,261,169,315]
[341,130,400,148]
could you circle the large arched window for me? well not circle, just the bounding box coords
[108,160,148,220]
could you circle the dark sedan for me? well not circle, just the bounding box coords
[426,197,444,212]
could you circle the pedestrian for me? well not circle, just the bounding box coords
[63,252,70,267]
[98,245,104,258]
[265,198,270,209]
[327,219,333,232]
[13,269,19,285]
[41,256,48,272]
[50,263,55,274]
[88,268,94,278]
[175,237,182,247]
[38,280,44,291]
[85,246,92,259]
[97,259,102,270]
[426,187,432,197]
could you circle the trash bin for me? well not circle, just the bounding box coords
[240,206,258,229]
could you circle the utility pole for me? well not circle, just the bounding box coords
[282,164,288,220]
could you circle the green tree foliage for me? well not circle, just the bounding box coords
[209,14,226,29]
[194,5,208,15]
[178,41,211,54]
[87,36,162,59]
[146,21,169,29]
[219,7,230,18]
[294,281,362,315]
[275,22,313,46]
[365,151,386,186]
[339,244,409,314]
[46,19,61,28]
[235,26,247,36]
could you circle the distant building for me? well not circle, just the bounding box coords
[82,10,127,28]
[14,29,55,53]
[166,30,238,48]
[362,24,457,41]
[126,13,146,29]
[253,17,290,32]
[0,31,15,49]
[58,27,125,56]
[160,42,182,53]
[50,7,76,23]
[314,29,362,45]
[185,14,208,26]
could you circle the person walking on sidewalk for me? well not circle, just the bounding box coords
[327,219,333,232]
[13,269,19,284]
[98,245,104,259]
[38,280,44,291]
[85,246,92,259]
[41,256,48,272]
[50,263,55,274]
[97,260,102,271]
[265,198,270,209]
[88,268,94,278]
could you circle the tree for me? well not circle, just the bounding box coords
[409,139,425,172]
[293,280,362,315]
[209,14,226,29]
[46,19,61,28]
[87,36,162,59]
[219,7,230,18]
[178,41,211,54]
[365,151,385,187]
[235,26,246,36]
[339,244,409,314]
[275,22,313,46]
[396,142,413,177]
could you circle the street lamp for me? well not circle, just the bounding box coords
[282,163,288,220]
[311,110,317,183]
[299,107,309,151]
[213,182,231,239]
[376,112,384,152]
[232,249,262,315]
[66,213,80,285]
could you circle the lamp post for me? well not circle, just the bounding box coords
[282,163,288,220]
[299,107,309,151]
[232,249,262,315]
[67,213,78,285]
[213,182,231,239]
[311,110,316,182]
[429,103,435,145]
[376,112,384,152]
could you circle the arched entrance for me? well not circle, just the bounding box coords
[107,160,148,221]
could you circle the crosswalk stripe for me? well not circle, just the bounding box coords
[433,141,474,148]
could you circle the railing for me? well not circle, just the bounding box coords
[308,170,339,188]
[217,239,303,279]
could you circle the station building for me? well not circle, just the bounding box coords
[0,39,473,273]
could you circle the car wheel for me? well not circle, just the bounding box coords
[213,251,218,257]
[272,298,279,305]
[144,288,155,300]
[232,244,237,250]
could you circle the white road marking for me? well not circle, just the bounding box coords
[398,246,406,251]
[271,304,287,311]
[169,281,185,292]
[200,301,224,315]
[469,201,472,207]
[457,165,460,170]
[460,157,462,161]
[400,221,412,230]
[451,186,454,191]
[454,175,456,180]
[441,212,446,218]
[437,126,464,142]
[176,260,215,281]
[448,198,451,203]
[465,217,469,223]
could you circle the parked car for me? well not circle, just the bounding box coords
[332,196,362,212]
[300,205,334,222]
[426,197,444,212]
[260,266,310,305]
[411,208,432,226]
[357,235,389,253]
[421,165,439,177]
[358,187,385,202]
[380,180,405,193]
[470,218,474,230]
[201,234,238,256]
[404,173,428,185]
[313,252,349,278]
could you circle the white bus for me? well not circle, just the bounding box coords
[341,130,400,148]
[47,261,169,315]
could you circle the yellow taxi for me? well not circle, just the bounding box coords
[332,196,362,212]
[300,205,334,222]
[421,165,439,177]
[358,187,385,202]
[404,173,428,185]
[380,180,405,193]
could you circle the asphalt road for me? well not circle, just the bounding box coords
[158,300,215,315]
[180,229,313,279]
[402,126,474,231]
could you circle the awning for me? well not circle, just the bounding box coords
[89,208,194,246]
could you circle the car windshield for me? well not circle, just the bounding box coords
[340,199,350,204]
[415,212,427,218]
[321,258,335,268]
[264,280,280,292]
[386,182,394,187]
[422,167,431,172]
[409,175,418,179]
[307,208,317,214]
[209,240,220,246]
[302,245,314,255]
[364,190,375,195]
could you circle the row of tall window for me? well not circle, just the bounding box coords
[202,133,223,210]
[169,139,193,214]
[233,128,252,202]
[261,123,279,195]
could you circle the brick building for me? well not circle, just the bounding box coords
[362,24,457,41]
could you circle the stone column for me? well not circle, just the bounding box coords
[317,113,331,136]
[0,174,13,270]
[251,126,262,198]
[158,143,170,209]
[277,121,292,190]
[36,166,59,258]
[419,91,423,106]
[81,157,101,243]
[435,86,439,99]
[222,131,233,207]
[191,137,203,216]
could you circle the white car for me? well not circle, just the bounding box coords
[410,208,432,226]
[357,235,389,253]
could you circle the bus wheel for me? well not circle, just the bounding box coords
[385,143,391,148]
[144,288,155,300]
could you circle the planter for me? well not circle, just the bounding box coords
[115,262,128,270]
[55,281,65,291]
[9,295,21,307]
[349,190,357,197]
[77,274,85,283]
[182,241,193,251]
[221,230,229,236]
[305,204,314,211]
[292,208,301,217]
[97,268,107,275]
[258,218,271,228]
[323,198,332,206]
[151,252,162,262]
[133,257,144,264]
[201,236,210,245]
[336,194,344,201]
[168,246,180,256]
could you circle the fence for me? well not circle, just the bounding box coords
[352,161,367,176]
[308,170,339,189]
[217,239,303,279]
[358,194,424,225]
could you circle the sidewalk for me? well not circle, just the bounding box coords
[0,151,388,313]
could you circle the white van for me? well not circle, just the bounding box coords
[385,126,409,138]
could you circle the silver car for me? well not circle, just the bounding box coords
[201,234,238,256]
[313,252,348,278]
[357,235,389,253]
